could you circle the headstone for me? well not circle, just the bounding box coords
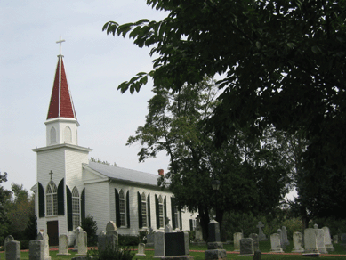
[165,231,189,256]
[277,229,283,248]
[29,240,45,260]
[106,221,117,233]
[165,223,173,232]
[303,228,319,256]
[322,227,334,252]
[233,232,243,251]
[97,231,107,252]
[292,231,304,253]
[105,221,118,250]
[249,233,259,251]
[136,243,146,256]
[57,234,70,256]
[205,221,227,260]
[146,228,155,247]
[4,235,14,257]
[154,231,165,257]
[270,233,283,253]
[256,222,267,241]
[76,230,87,256]
[239,238,254,255]
[253,250,261,260]
[281,226,290,247]
[36,231,51,260]
[195,222,204,241]
[5,238,20,260]
[314,223,319,230]
[333,234,338,244]
[316,228,327,254]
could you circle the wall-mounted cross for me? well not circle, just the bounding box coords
[56,36,66,55]
[49,170,53,182]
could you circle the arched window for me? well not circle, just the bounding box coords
[141,192,147,227]
[46,182,58,216]
[119,190,126,227]
[158,195,164,228]
[50,127,56,144]
[64,126,72,143]
[72,187,80,230]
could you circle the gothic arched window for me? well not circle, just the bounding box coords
[50,127,56,144]
[46,182,58,216]
[72,187,80,230]
[119,190,126,227]
[158,195,164,228]
[64,126,72,143]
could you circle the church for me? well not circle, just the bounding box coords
[32,51,198,246]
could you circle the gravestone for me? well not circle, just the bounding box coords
[277,229,284,249]
[292,231,304,253]
[76,229,87,256]
[36,231,51,260]
[249,233,259,251]
[239,238,254,255]
[233,232,243,251]
[205,221,227,260]
[333,235,338,244]
[195,222,204,242]
[29,240,45,260]
[57,234,70,256]
[5,237,20,260]
[281,226,290,247]
[316,228,327,254]
[322,227,334,252]
[303,228,319,256]
[256,222,267,241]
[270,233,283,253]
[136,243,146,256]
[4,235,14,258]
[105,221,118,250]
[154,231,165,257]
[146,227,155,247]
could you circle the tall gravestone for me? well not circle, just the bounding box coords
[105,221,118,250]
[292,231,304,253]
[281,226,290,247]
[249,233,259,251]
[239,238,254,255]
[5,236,20,260]
[205,220,227,260]
[233,232,243,251]
[303,228,319,256]
[154,231,190,258]
[136,243,146,256]
[4,235,14,258]
[57,234,70,256]
[36,231,51,260]
[316,228,327,254]
[154,231,165,257]
[270,233,283,253]
[322,227,334,252]
[76,228,87,256]
[256,222,267,241]
[146,227,155,247]
[29,240,45,260]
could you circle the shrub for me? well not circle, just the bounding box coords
[81,215,98,247]
[87,246,135,260]
[118,234,140,246]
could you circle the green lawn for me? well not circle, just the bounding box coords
[1,241,346,260]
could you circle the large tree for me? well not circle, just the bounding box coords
[0,172,11,243]
[126,78,290,239]
[104,0,346,219]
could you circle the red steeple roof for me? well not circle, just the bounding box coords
[47,55,76,119]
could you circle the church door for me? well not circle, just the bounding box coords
[47,221,59,246]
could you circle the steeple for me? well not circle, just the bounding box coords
[44,39,79,146]
[47,55,76,119]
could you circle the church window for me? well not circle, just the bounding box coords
[50,127,56,144]
[141,192,147,227]
[46,182,58,216]
[64,126,72,143]
[158,196,164,228]
[119,190,126,227]
[72,187,80,230]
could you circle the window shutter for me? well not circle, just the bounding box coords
[179,210,182,230]
[138,192,142,229]
[67,186,73,231]
[58,178,64,215]
[81,188,85,222]
[126,191,130,228]
[155,195,159,229]
[115,188,121,228]
[147,195,151,228]
[189,219,193,231]
[38,182,45,218]
[164,197,167,224]
[171,197,176,230]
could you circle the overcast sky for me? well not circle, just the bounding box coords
[0,0,170,192]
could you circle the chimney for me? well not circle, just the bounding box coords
[158,169,164,176]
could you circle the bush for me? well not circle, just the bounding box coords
[118,235,140,246]
[81,215,98,247]
[87,246,135,260]
[20,240,29,249]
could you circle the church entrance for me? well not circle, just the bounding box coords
[47,221,59,246]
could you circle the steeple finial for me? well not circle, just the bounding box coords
[56,36,66,56]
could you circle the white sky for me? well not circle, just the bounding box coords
[0,0,170,192]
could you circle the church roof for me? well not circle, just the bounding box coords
[47,55,76,119]
[85,161,161,187]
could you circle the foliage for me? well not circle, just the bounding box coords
[118,234,140,246]
[0,172,11,244]
[87,246,135,260]
[104,1,346,220]
[81,215,98,247]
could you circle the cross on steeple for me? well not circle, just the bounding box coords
[49,170,53,181]
[56,36,66,55]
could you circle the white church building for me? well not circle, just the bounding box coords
[33,53,198,246]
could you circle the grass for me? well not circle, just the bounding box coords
[1,241,346,260]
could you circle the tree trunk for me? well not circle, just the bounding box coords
[198,205,210,242]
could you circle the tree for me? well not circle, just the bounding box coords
[104,0,346,219]
[0,172,11,244]
[126,78,290,240]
